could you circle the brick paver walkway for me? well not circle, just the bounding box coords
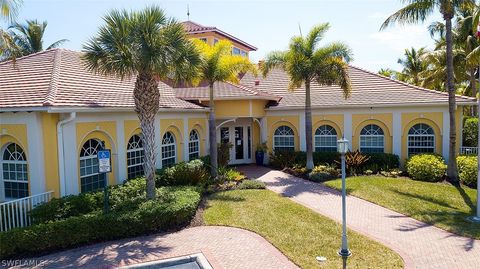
[12,226,298,269]
[239,165,480,269]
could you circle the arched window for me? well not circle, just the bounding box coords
[1,143,29,199]
[162,132,176,167]
[79,139,106,193]
[360,124,385,153]
[408,123,435,156]
[188,130,200,160]
[127,134,144,179]
[273,125,295,152]
[315,125,338,152]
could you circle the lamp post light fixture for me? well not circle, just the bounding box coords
[337,138,352,257]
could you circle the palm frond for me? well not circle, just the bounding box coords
[305,23,330,53]
[261,51,287,77]
[380,0,436,30]
[46,39,69,50]
[0,0,21,22]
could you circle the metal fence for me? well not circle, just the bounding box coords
[0,191,53,232]
[460,147,478,155]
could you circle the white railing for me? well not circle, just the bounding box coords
[0,191,53,232]
[460,147,478,155]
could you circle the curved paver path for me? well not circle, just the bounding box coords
[13,226,298,269]
[239,165,480,269]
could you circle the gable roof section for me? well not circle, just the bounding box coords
[174,80,281,101]
[239,66,476,109]
[0,49,204,111]
[181,21,257,51]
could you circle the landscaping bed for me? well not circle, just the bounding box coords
[324,176,480,239]
[203,189,404,269]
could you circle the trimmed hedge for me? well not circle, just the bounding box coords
[29,178,147,224]
[269,151,399,174]
[362,153,400,173]
[0,186,201,258]
[457,155,477,187]
[157,159,209,186]
[463,117,478,147]
[237,180,266,190]
[406,154,446,182]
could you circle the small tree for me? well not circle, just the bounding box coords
[262,23,352,170]
[83,6,200,199]
[192,39,257,177]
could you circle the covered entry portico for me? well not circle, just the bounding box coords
[216,117,263,165]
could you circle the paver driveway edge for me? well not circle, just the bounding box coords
[239,165,480,269]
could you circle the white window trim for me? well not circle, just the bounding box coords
[359,125,385,152]
[127,134,144,179]
[161,132,177,166]
[1,143,29,200]
[273,126,295,151]
[188,130,200,160]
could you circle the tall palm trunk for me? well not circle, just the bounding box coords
[470,68,477,115]
[444,15,459,182]
[134,72,159,199]
[305,80,314,170]
[209,83,218,178]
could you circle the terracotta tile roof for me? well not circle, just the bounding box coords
[0,49,204,110]
[174,80,281,101]
[181,21,257,51]
[239,66,476,108]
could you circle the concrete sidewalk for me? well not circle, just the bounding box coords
[239,165,480,269]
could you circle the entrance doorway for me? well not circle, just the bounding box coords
[218,123,252,165]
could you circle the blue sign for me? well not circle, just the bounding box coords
[97,149,111,173]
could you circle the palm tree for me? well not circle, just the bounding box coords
[0,0,21,60]
[378,68,398,79]
[262,23,352,170]
[192,39,257,177]
[1,0,21,22]
[82,6,201,199]
[397,47,427,86]
[381,0,476,182]
[8,19,68,56]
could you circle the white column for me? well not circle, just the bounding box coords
[27,113,46,195]
[344,112,353,150]
[259,117,267,143]
[299,112,306,151]
[116,119,126,183]
[62,121,78,195]
[155,115,162,169]
[392,111,402,157]
[183,116,189,161]
[442,110,450,161]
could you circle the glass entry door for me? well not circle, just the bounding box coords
[218,124,252,165]
[234,127,244,160]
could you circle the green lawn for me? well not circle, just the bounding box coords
[203,189,403,269]
[324,176,480,239]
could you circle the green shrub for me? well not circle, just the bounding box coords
[313,152,340,167]
[237,180,266,190]
[362,153,400,173]
[30,178,147,224]
[463,117,478,147]
[0,186,201,259]
[217,166,245,182]
[158,159,209,186]
[269,151,341,169]
[406,154,446,182]
[308,165,340,182]
[269,150,299,169]
[343,150,370,175]
[218,142,233,167]
[457,155,477,187]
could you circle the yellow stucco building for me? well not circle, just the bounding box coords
[0,21,476,201]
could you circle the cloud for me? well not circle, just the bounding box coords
[368,12,387,19]
[369,25,431,52]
